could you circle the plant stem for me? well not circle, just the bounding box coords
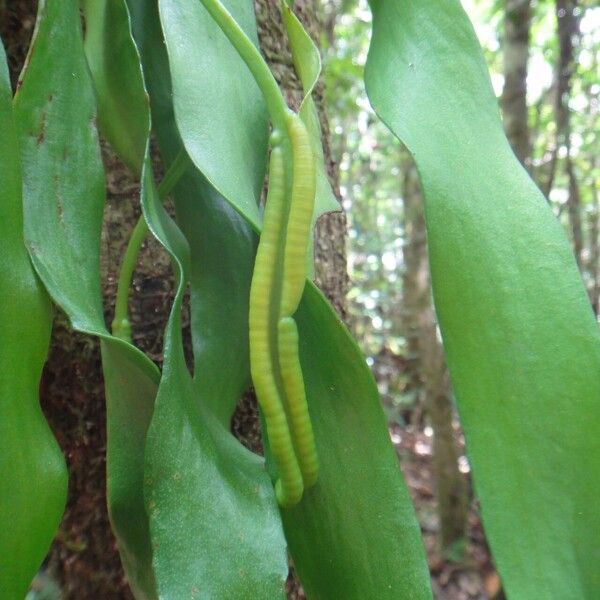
[197,0,289,130]
[112,149,190,341]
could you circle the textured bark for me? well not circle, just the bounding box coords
[401,157,430,397]
[555,0,584,272]
[3,1,344,597]
[588,176,600,315]
[501,0,531,167]
[542,0,579,198]
[566,156,584,269]
[401,157,468,553]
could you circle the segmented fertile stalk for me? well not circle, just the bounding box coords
[200,0,320,504]
[250,121,319,506]
[249,145,303,507]
[275,113,319,494]
[280,113,316,318]
[278,316,318,487]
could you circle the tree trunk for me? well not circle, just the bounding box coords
[3,1,343,598]
[556,0,584,270]
[401,156,430,398]
[401,156,468,554]
[588,175,600,315]
[501,0,531,168]
[542,0,579,198]
[566,157,584,269]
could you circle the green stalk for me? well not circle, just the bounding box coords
[197,0,289,130]
[112,149,191,341]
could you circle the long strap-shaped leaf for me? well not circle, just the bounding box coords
[139,148,288,599]
[128,0,262,424]
[365,2,600,598]
[81,0,149,175]
[148,0,432,597]
[0,42,67,600]
[158,0,268,228]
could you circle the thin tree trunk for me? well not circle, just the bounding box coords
[401,156,468,554]
[543,0,580,198]
[501,0,531,168]
[556,0,584,270]
[566,155,584,269]
[588,175,600,314]
[401,158,429,397]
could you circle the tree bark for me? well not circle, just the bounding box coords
[401,157,468,554]
[542,0,579,198]
[501,0,531,168]
[588,172,600,315]
[556,0,584,269]
[566,156,584,269]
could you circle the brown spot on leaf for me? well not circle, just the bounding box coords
[37,108,47,145]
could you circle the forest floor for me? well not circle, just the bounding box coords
[394,422,502,600]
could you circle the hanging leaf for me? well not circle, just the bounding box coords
[365,2,600,598]
[158,0,268,229]
[0,41,67,600]
[139,149,288,599]
[279,282,432,599]
[81,0,149,174]
[128,0,260,424]
[280,3,339,279]
[100,340,159,599]
[15,0,105,335]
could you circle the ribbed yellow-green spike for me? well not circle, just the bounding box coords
[278,316,318,487]
[249,144,303,506]
[280,113,316,318]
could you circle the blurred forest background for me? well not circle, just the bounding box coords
[3,0,597,598]
[323,0,599,598]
